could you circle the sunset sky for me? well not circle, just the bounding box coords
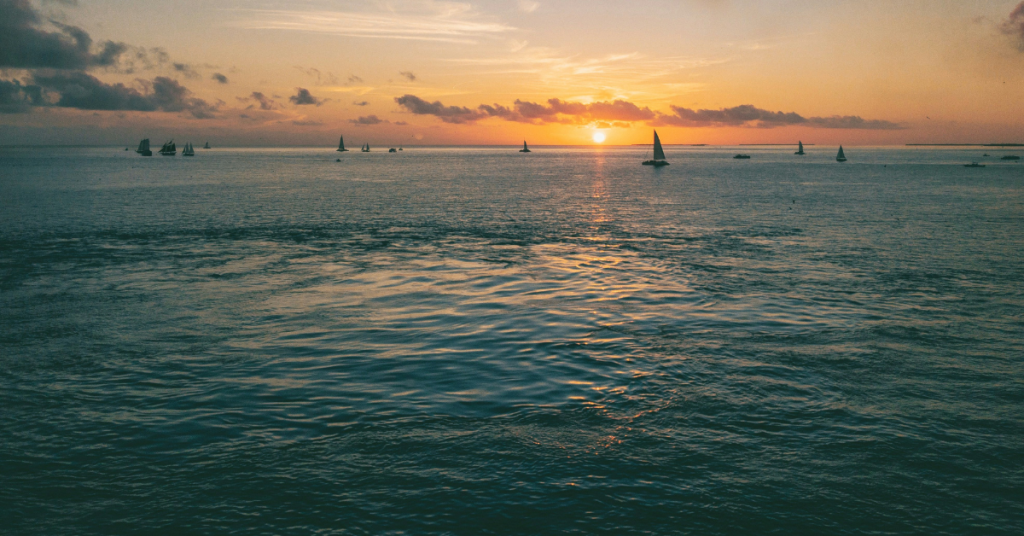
[2,0,1024,146]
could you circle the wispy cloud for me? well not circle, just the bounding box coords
[1001,2,1024,50]
[230,2,515,44]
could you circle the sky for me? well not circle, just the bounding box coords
[2,0,1024,146]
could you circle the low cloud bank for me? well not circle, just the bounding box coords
[394,94,904,130]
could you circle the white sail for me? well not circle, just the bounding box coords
[653,131,666,161]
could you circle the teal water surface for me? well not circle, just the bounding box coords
[1,146,1022,534]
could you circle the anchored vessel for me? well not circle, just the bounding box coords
[136,139,152,156]
[836,146,847,162]
[642,130,669,166]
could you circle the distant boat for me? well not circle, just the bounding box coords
[361,143,370,152]
[399,145,403,151]
[983,153,990,157]
[519,141,531,153]
[337,136,348,152]
[159,140,176,156]
[836,145,847,162]
[795,141,805,155]
[182,142,195,156]
[203,142,211,149]
[642,130,669,166]
[734,154,751,159]
[964,162,985,168]
[388,147,397,153]
[1001,155,1020,160]
[136,138,152,156]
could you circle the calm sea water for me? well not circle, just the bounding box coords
[1,145,1022,535]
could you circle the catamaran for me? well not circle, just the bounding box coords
[520,141,531,153]
[159,140,176,156]
[182,142,195,156]
[136,138,152,156]
[836,146,847,162]
[642,130,669,166]
[795,141,805,155]
[337,136,348,152]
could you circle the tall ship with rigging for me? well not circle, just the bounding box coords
[159,140,176,156]
[182,142,195,156]
[136,139,152,156]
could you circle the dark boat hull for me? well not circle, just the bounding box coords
[642,160,669,166]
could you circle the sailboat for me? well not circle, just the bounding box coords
[337,136,348,152]
[519,141,531,153]
[836,145,847,162]
[203,142,211,149]
[182,142,195,156]
[159,140,176,156]
[399,145,403,151]
[361,143,370,152]
[136,138,152,156]
[642,130,669,166]
[795,141,805,155]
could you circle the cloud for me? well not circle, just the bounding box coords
[654,104,904,129]
[292,119,323,126]
[289,87,322,106]
[518,0,540,13]
[238,91,276,110]
[394,94,486,123]
[347,75,363,85]
[399,71,417,82]
[353,100,369,106]
[0,0,131,69]
[295,66,339,86]
[212,73,229,84]
[394,93,903,130]
[0,78,42,113]
[1001,2,1024,50]
[231,4,515,44]
[173,63,200,79]
[16,71,218,118]
[349,114,389,125]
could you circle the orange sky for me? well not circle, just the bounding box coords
[2,0,1023,145]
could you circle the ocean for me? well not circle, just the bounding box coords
[1,145,1022,534]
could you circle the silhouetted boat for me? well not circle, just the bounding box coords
[182,143,195,156]
[642,130,669,166]
[836,146,847,162]
[519,141,531,153]
[159,140,176,156]
[1001,155,1020,160]
[203,142,211,149]
[361,143,370,152]
[795,141,805,155]
[388,147,397,153]
[399,145,403,151]
[964,162,985,168]
[337,136,348,152]
[734,154,751,159]
[136,139,152,156]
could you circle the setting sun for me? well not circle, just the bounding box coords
[592,132,606,144]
